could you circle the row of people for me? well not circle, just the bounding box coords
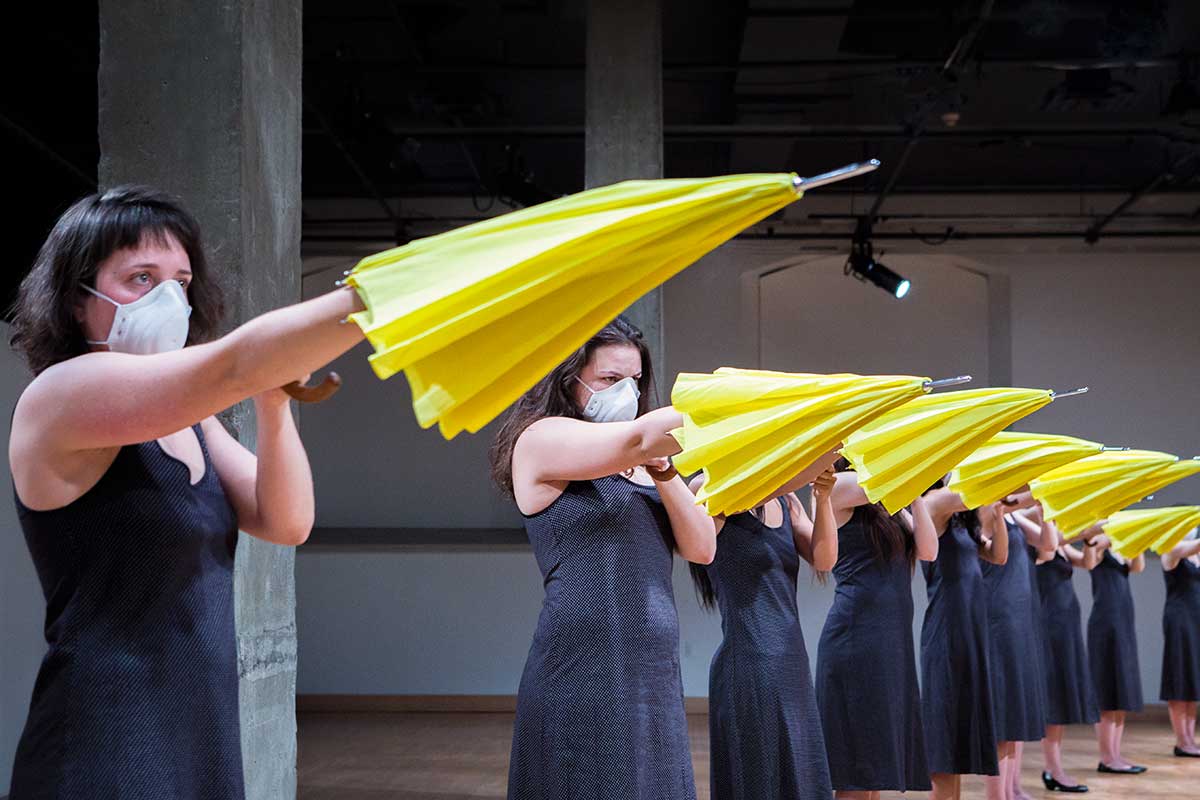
[8,188,1195,800]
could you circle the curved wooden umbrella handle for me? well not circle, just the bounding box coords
[281,372,343,403]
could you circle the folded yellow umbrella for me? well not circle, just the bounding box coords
[1030,450,1184,536]
[1102,506,1200,559]
[671,369,947,516]
[1149,506,1200,555]
[841,387,1058,514]
[341,162,878,438]
[947,431,1105,509]
[1100,458,1200,519]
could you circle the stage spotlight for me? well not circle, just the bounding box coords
[845,241,911,299]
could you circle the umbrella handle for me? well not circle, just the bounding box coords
[282,372,343,403]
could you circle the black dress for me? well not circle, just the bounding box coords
[706,499,832,800]
[920,522,999,776]
[816,506,928,791]
[508,476,695,800]
[1036,550,1099,724]
[1087,550,1143,712]
[1161,556,1200,701]
[981,521,1047,742]
[10,427,243,800]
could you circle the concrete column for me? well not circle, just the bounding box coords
[99,3,302,798]
[585,0,666,396]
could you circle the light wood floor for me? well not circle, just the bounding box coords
[297,712,1199,799]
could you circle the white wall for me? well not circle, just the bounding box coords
[0,326,44,797]
[295,240,1200,702]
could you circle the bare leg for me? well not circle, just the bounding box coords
[1042,724,1082,785]
[1011,740,1034,800]
[1186,701,1198,748]
[836,792,871,800]
[1169,701,1200,753]
[1113,710,1136,768]
[986,742,1013,800]
[931,772,960,800]
[1095,712,1117,766]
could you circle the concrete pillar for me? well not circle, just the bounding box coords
[585,0,666,397]
[98,3,302,798]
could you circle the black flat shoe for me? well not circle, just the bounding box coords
[1042,771,1089,792]
[1097,762,1148,774]
[1174,746,1200,757]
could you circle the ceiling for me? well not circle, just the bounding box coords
[4,0,1200,309]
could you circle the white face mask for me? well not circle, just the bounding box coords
[84,279,192,355]
[576,376,641,423]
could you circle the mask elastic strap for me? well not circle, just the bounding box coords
[83,284,119,306]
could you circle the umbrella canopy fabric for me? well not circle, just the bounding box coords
[947,431,1105,509]
[671,369,930,516]
[1102,506,1200,559]
[842,387,1055,514]
[1031,450,1192,536]
[345,173,806,438]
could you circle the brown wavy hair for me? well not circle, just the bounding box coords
[488,315,656,495]
[9,185,225,375]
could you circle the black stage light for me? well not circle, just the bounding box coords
[845,239,910,299]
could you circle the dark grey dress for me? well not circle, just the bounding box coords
[508,476,695,800]
[10,427,243,800]
[921,522,999,776]
[1036,550,1099,724]
[981,521,1047,742]
[1087,550,1143,712]
[1161,556,1200,701]
[816,506,929,791]
[705,499,832,800]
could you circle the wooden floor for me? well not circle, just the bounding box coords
[298,712,1198,799]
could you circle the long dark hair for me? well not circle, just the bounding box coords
[688,497,826,611]
[835,457,917,571]
[9,185,225,375]
[690,561,718,610]
[925,475,983,545]
[488,315,656,495]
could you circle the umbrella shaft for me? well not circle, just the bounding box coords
[793,160,881,191]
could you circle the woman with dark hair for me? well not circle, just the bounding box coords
[1158,527,1200,757]
[7,185,368,799]
[686,456,840,800]
[1082,531,1147,774]
[492,316,718,800]
[815,460,938,799]
[983,498,1057,800]
[918,482,1009,800]
[1033,521,1098,793]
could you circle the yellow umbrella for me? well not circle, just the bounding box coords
[1149,506,1200,555]
[1099,457,1200,519]
[341,162,879,438]
[1102,506,1200,559]
[841,387,1059,514]
[1030,449,1184,536]
[671,369,956,516]
[947,431,1105,509]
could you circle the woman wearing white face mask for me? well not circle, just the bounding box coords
[7,186,367,799]
[490,316,717,800]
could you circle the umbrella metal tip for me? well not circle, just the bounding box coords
[924,375,973,390]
